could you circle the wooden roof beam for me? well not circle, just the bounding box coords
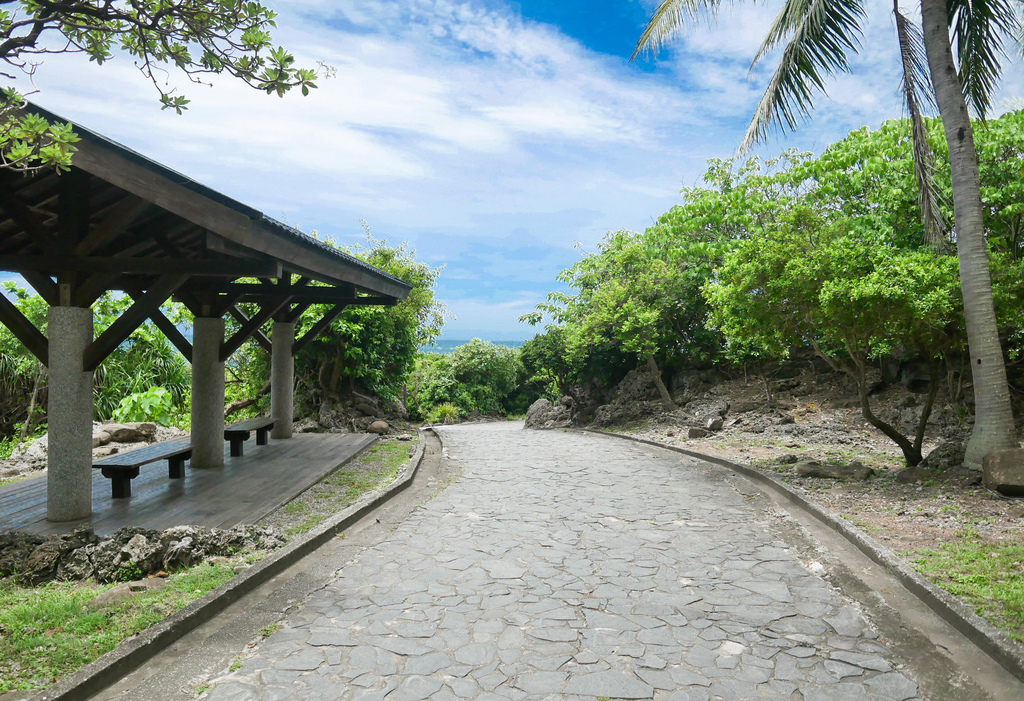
[226,304,272,354]
[84,274,189,371]
[0,292,47,365]
[220,297,291,362]
[75,194,151,255]
[292,304,348,357]
[0,255,282,277]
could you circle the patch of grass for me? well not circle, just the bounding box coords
[912,535,1024,642]
[0,563,235,693]
[258,624,281,639]
[271,439,412,536]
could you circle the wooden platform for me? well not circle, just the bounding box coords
[0,433,377,536]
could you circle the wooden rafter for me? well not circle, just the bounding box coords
[220,297,291,362]
[0,292,47,365]
[0,255,282,278]
[75,194,150,255]
[83,274,189,371]
[292,304,348,356]
[226,305,272,354]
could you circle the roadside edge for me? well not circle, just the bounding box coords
[576,426,1024,684]
[34,433,428,701]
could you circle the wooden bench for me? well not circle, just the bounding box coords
[93,440,193,499]
[224,416,276,457]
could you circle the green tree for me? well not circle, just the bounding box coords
[706,211,961,466]
[635,0,1022,466]
[0,0,318,171]
[294,234,446,405]
[408,340,526,419]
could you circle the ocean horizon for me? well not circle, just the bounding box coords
[420,338,526,354]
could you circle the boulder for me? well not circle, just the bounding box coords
[0,531,45,576]
[162,536,201,571]
[524,398,572,430]
[778,454,799,464]
[93,430,112,448]
[705,417,724,432]
[919,440,966,471]
[983,448,1024,496]
[688,427,709,439]
[88,577,167,610]
[795,460,873,481]
[104,423,157,444]
[367,420,390,435]
[21,527,98,585]
[896,466,931,484]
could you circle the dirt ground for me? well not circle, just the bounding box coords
[617,373,1024,557]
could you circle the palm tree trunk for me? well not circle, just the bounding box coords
[920,0,1018,467]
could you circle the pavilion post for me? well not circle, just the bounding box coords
[47,306,94,521]
[191,316,225,468]
[271,320,295,439]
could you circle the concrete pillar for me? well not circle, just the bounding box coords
[271,321,295,439]
[191,317,225,468]
[47,306,93,521]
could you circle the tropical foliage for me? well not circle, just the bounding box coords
[522,112,1024,464]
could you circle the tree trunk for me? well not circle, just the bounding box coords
[18,366,43,446]
[645,353,675,411]
[854,360,922,466]
[920,0,1018,467]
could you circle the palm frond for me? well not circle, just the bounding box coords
[740,0,866,153]
[632,0,724,60]
[895,5,948,250]
[947,0,1020,118]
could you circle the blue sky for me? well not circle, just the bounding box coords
[16,0,1024,341]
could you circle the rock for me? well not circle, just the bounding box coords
[983,448,1024,497]
[88,577,167,609]
[1006,504,1024,519]
[104,423,157,444]
[367,420,390,435]
[795,460,873,481]
[705,417,724,431]
[920,440,966,471]
[778,454,799,464]
[525,399,572,430]
[21,527,98,585]
[829,395,861,410]
[687,427,709,439]
[163,536,201,571]
[896,466,931,484]
[776,414,796,425]
[93,430,112,448]
[293,417,321,433]
[0,532,46,576]
[396,433,415,441]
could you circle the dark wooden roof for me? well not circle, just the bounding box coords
[0,103,412,301]
[0,103,414,369]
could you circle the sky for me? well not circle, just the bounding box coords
[11,0,1024,341]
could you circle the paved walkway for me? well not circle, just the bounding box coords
[202,423,922,701]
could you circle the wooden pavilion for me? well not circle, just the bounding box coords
[0,104,412,522]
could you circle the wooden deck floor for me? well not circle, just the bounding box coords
[0,433,376,536]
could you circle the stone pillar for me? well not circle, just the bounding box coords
[271,321,295,439]
[47,306,93,521]
[191,317,225,468]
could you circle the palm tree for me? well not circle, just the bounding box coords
[633,0,1022,467]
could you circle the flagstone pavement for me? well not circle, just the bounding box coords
[201,422,923,701]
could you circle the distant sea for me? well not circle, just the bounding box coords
[420,339,525,354]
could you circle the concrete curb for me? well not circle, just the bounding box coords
[575,427,1024,684]
[35,434,428,701]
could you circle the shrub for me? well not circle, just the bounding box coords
[112,387,173,426]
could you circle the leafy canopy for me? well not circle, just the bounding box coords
[0,0,318,171]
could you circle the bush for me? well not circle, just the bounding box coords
[408,340,528,420]
[112,387,174,426]
[427,402,461,424]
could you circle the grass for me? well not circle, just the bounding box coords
[0,563,236,693]
[268,439,412,536]
[912,531,1024,642]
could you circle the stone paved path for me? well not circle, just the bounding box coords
[202,423,923,701]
